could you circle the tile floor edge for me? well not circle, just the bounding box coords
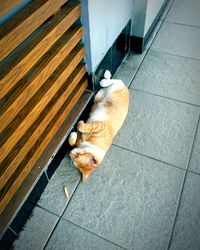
[112,144,187,172]
[166,114,200,249]
[149,48,200,62]
[43,178,82,249]
[164,20,200,29]
[59,217,128,250]
[129,88,200,108]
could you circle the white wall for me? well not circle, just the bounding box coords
[144,0,166,35]
[131,0,167,38]
[131,0,148,38]
[83,0,133,72]
[82,0,168,72]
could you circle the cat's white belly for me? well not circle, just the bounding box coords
[88,104,107,122]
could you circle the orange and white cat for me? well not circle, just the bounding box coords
[69,70,129,182]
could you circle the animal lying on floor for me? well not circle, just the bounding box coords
[69,70,129,182]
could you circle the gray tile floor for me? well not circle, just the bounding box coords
[13,0,200,249]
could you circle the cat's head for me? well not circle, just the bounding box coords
[70,150,100,182]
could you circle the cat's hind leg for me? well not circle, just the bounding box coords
[77,120,105,133]
[69,132,78,146]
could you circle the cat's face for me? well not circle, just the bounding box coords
[70,150,98,182]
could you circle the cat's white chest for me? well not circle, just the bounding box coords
[88,103,108,122]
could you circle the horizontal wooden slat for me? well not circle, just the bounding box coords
[0,0,69,60]
[0,45,85,167]
[0,89,93,235]
[0,0,91,236]
[0,78,88,213]
[0,63,86,190]
[0,2,81,99]
[0,26,83,132]
[0,0,22,16]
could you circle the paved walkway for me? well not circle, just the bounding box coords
[13,0,200,249]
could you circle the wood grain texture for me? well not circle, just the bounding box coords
[0,90,93,236]
[0,78,88,213]
[0,63,86,190]
[0,0,69,60]
[0,0,90,233]
[0,0,23,16]
[0,2,81,99]
[0,26,83,133]
[0,45,85,167]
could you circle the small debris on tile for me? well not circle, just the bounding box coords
[64,186,69,198]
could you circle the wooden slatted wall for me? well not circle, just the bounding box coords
[0,0,89,229]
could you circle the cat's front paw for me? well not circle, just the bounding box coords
[104,70,111,79]
[100,79,108,87]
[69,132,77,146]
[77,120,85,132]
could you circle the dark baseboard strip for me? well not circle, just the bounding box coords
[130,36,144,54]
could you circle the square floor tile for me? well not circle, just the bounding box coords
[131,50,200,106]
[169,173,200,250]
[46,219,123,250]
[188,120,200,174]
[114,90,199,169]
[13,206,58,250]
[151,22,200,59]
[38,155,81,216]
[63,146,184,250]
[166,0,200,27]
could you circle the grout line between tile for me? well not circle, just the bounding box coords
[112,144,186,172]
[185,115,200,170]
[188,169,200,176]
[167,114,200,250]
[130,88,200,108]
[61,218,128,250]
[167,171,187,250]
[150,48,200,62]
[36,204,61,218]
[43,178,82,249]
[164,20,200,29]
